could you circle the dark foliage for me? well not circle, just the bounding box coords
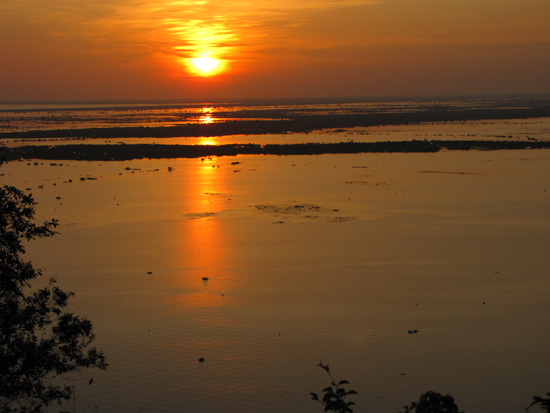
[527,393,550,412]
[0,185,106,412]
[311,363,550,413]
[311,362,357,413]
[401,391,462,413]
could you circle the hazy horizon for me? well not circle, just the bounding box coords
[2,92,550,108]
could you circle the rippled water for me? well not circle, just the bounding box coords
[3,143,550,412]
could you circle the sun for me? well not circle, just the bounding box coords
[192,57,219,73]
[189,57,223,76]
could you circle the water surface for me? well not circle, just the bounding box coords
[3,147,550,412]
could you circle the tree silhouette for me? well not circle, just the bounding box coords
[0,185,106,412]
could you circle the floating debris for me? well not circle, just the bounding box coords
[184,212,216,220]
[419,170,479,175]
[346,180,387,186]
[254,203,356,224]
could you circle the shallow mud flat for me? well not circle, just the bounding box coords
[2,150,550,412]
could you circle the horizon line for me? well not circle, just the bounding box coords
[2,93,550,108]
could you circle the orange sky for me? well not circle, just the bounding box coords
[1,0,549,102]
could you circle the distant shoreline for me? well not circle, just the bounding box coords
[2,105,550,140]
[2,140,550,161]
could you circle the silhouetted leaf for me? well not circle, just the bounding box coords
[311,363,357,412]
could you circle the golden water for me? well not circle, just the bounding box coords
[3,150,550,412]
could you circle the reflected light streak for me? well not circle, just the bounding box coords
[199,113,214,124]
[173,157,233,310]
[197,136,218,145]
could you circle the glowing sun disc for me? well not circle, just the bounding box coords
[191,57,219,75]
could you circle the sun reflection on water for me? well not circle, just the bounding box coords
[197,136,217,145]
[199,113,214,124]
[172,157,235,310]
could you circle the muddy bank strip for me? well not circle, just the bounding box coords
[2,140,550,161]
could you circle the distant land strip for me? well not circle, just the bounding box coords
[2,106,550,140]
[2,141,550,161]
